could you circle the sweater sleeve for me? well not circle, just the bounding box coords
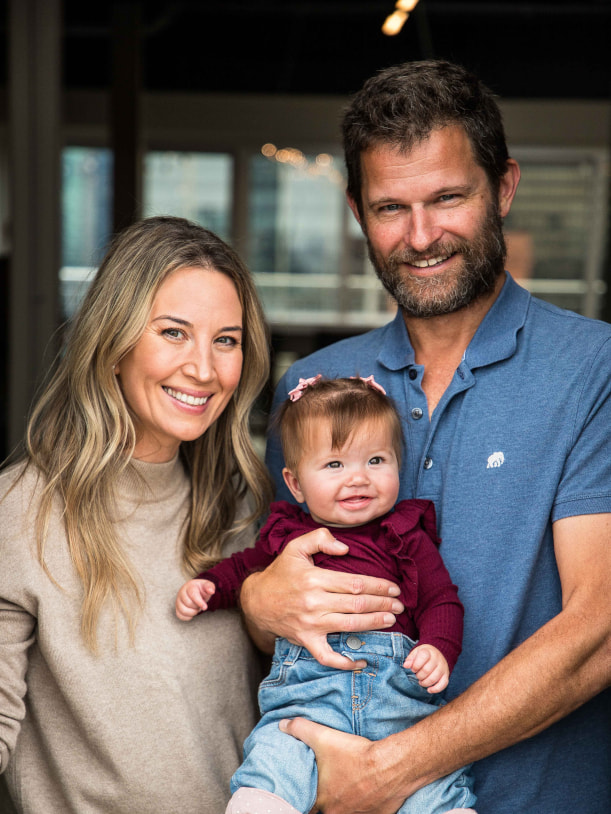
[408,528,464,672]
[0,473,38,774]
[0,596,36,775]
[198,501,303,611]
[198,543,274,611]
[384,501,464,672]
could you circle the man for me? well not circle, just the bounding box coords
[241,61,611,813]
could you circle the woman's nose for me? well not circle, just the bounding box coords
[182,343,213,382]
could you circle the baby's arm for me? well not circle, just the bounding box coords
[403,643,449,693]
[175,578,216,621]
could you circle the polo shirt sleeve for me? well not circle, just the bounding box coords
[552,335,611,523]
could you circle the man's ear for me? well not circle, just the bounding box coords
[282,467,305,504]
[498,159,521,218]
[346,191,364,229]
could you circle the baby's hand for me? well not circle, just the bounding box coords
[175,579,216,621]
[403,644,449,693]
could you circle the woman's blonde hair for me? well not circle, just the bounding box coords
[25,216,272,650]
[276,376,403,474]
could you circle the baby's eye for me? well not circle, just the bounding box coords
[369,456,383,465]
[325,461,342,469]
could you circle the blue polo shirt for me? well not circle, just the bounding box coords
[265,273,611,814]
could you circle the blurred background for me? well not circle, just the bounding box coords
[0,0,610,459]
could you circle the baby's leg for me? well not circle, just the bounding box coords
[225,787,302,814]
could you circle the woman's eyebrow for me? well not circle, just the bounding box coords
[152,315,243,332]
[153,314,193,327]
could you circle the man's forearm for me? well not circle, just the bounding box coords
[374,601,611,799]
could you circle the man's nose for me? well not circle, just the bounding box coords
[406,206,443,253]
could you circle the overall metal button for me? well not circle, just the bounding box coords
[346,635,363,650]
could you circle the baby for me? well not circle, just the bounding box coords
[177,375,477,814]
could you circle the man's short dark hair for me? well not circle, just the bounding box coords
[342,60,510,216]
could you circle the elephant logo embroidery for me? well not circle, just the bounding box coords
[487,451,505,469]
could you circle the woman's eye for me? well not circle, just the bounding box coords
[162,328,184,340]
[216,335,239,347]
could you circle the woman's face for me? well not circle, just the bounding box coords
[115,266,243,462]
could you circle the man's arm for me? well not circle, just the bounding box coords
[278,512,611,814]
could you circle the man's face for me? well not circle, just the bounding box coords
[350,125,515,318]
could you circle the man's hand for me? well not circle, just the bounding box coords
[239,528,403,671]
[279,718,408,814]
[175,578,216,621]
[403,644,450,693]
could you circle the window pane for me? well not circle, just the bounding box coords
[504,149,607,317]
[143,152,232,240]
[60,150,233,319]
[248,150,393,328]
[61,147,112,319]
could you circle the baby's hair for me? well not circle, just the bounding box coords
[276,376,403,473]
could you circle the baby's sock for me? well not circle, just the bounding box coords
[225,787,302,814]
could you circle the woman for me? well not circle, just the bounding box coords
[0,216,273,813]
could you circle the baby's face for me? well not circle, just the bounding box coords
[283,418,400,527]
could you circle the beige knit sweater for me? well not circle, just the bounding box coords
[0,456,263,814]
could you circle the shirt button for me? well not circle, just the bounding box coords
[408,369,418,380]
[423,457,433,470]
[411,407,423,420]
[346,635,364,650]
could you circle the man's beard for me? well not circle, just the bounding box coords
[367,202,507,318]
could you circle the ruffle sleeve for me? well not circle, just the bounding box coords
[381,499,440,556]
[382,500,463,671]
[258,501,315,557]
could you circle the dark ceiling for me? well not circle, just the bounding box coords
[56,0,611,100]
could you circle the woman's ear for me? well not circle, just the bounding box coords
[282,467,305,504]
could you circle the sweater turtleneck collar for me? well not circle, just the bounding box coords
[117,453,189,505]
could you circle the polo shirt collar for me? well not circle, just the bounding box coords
[377,272,530,373]
[465,272,530,370]
[378,308,415,371]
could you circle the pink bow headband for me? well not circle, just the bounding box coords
[287,374,386,402]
